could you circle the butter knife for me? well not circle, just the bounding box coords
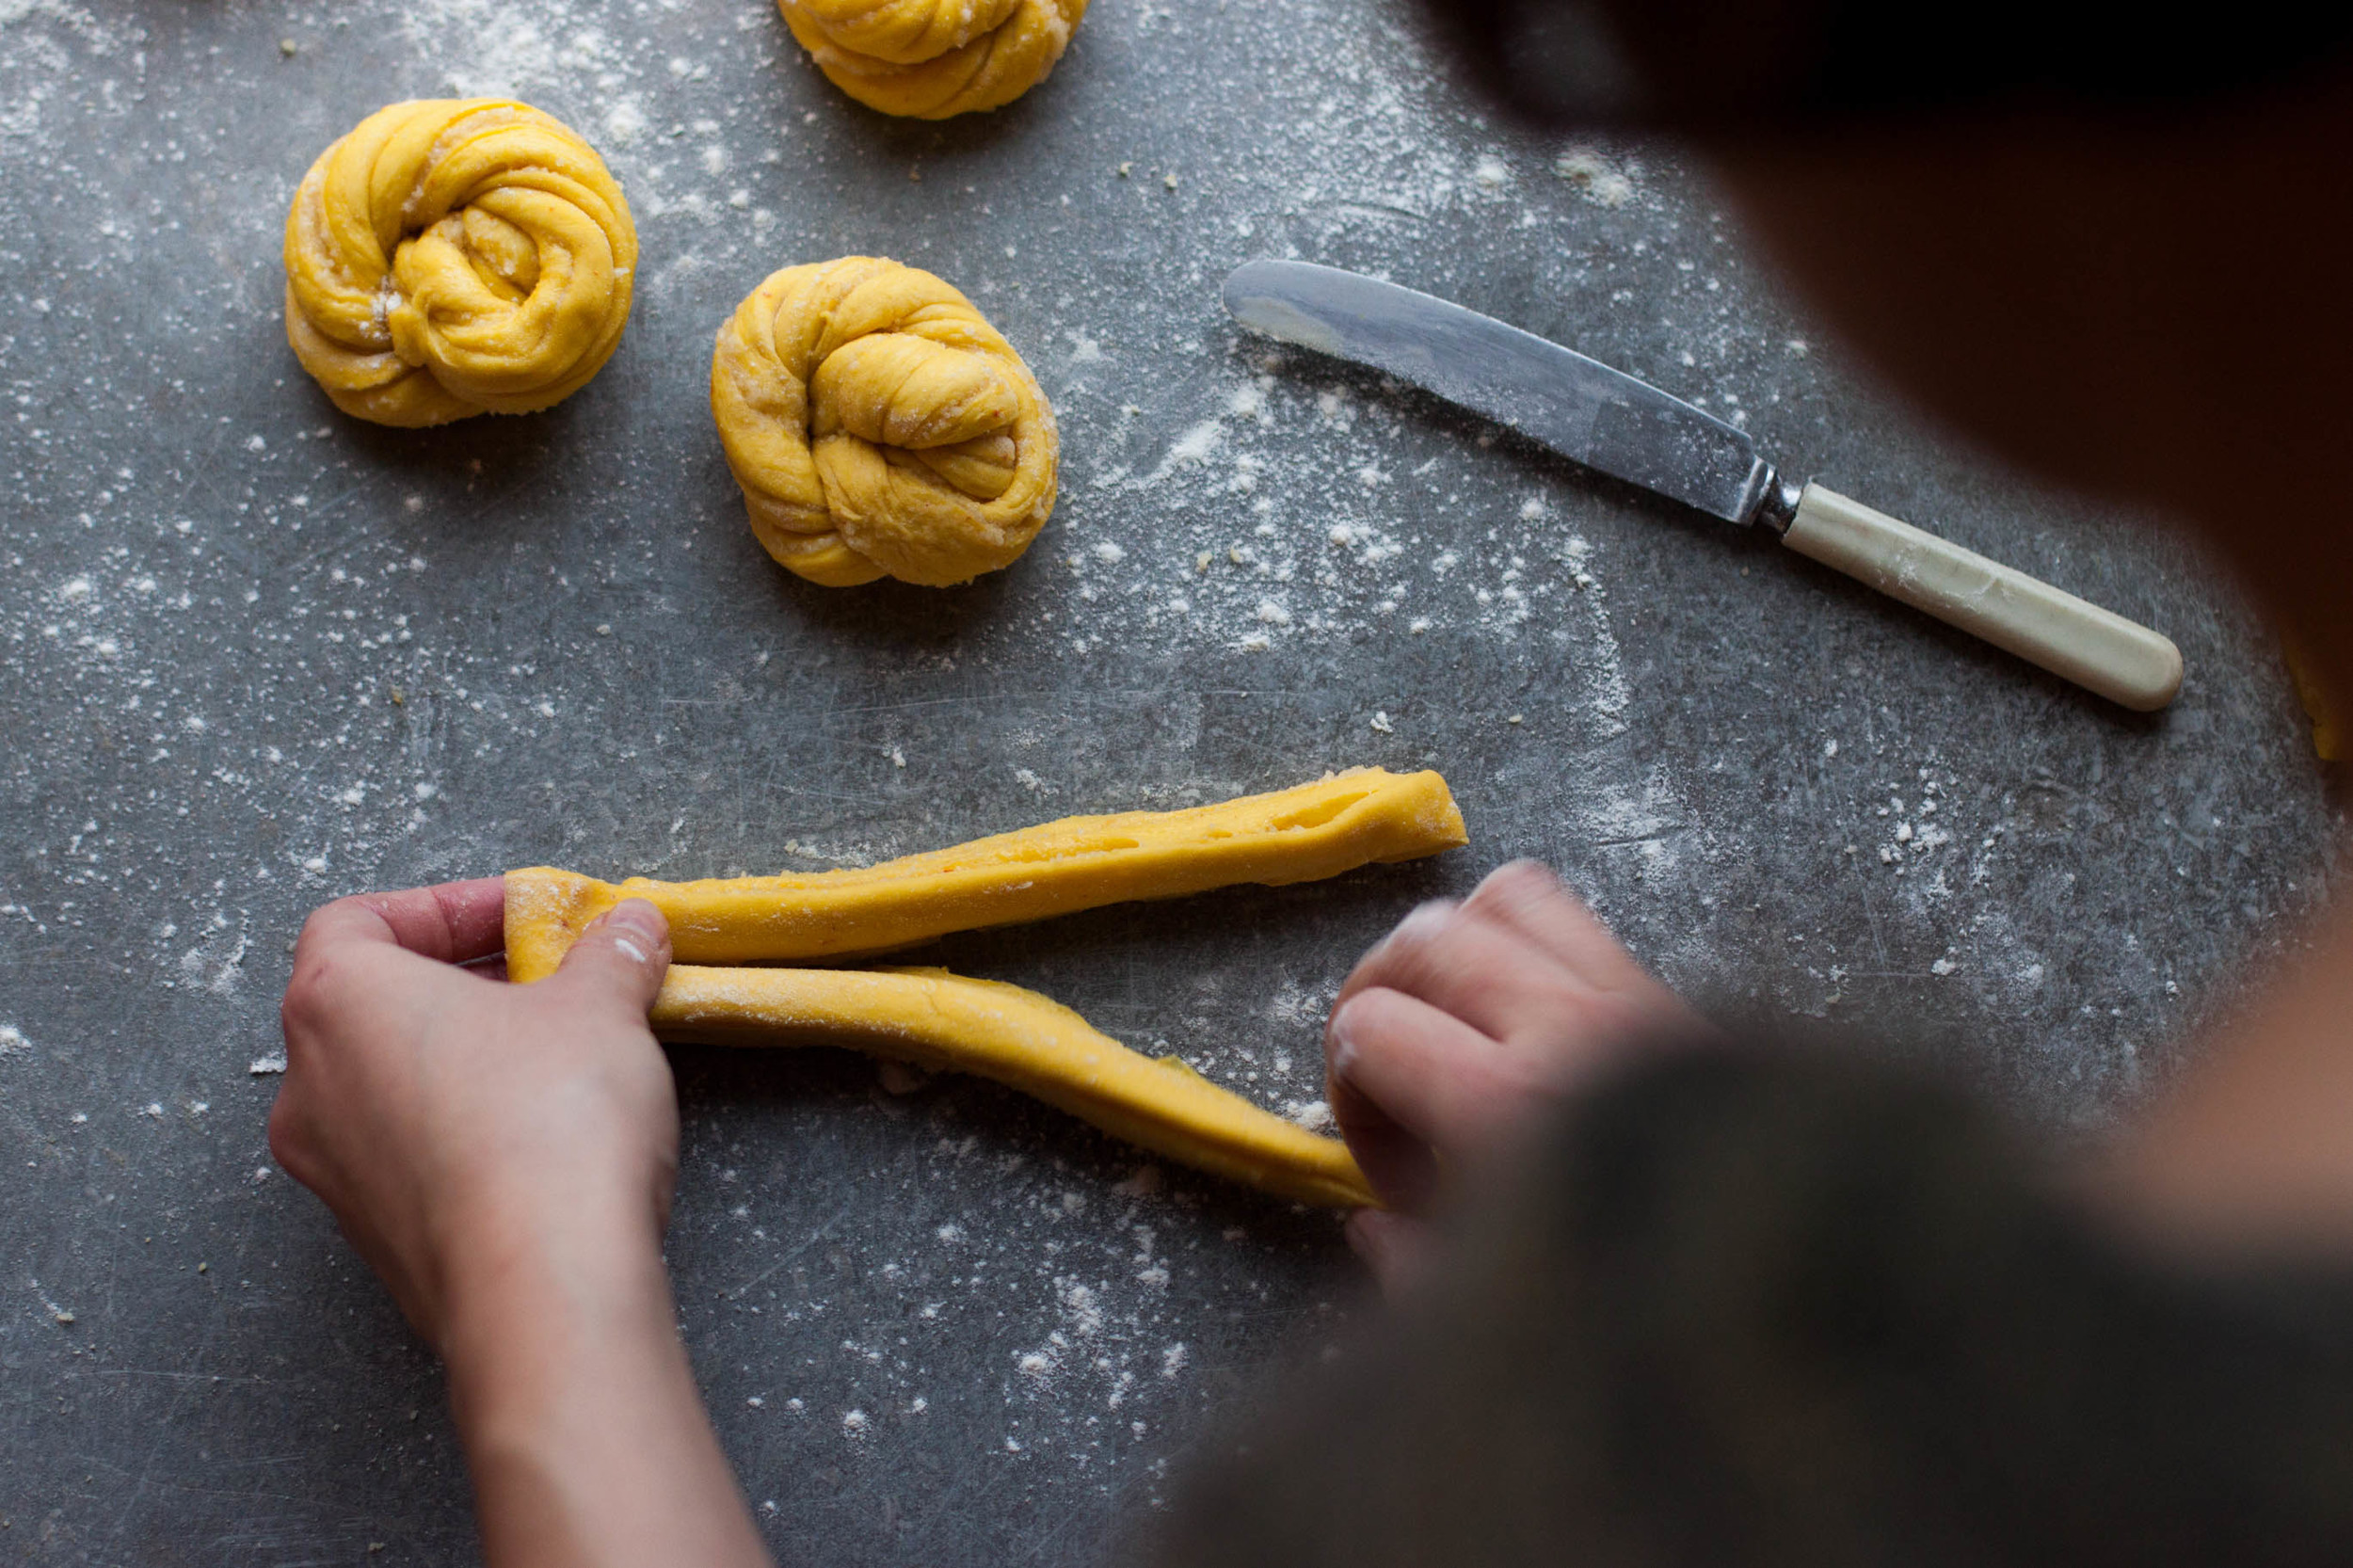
[1222,259,2182,712]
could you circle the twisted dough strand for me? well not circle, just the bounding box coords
[505,770,1469,1208]
[283,100,636,427]
[712,256,1058,586]
[505,770,1467,975]
[779,0,1088,119]
[654,965,1379,1208]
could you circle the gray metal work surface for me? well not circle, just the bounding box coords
[0,0,2340,1559]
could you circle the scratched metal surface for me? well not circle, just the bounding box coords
[0,0,2340,1559]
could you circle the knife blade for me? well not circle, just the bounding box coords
[1224,259,1780,525]
[1221,259,2183,712]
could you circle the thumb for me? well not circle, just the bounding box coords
[550,898,672,1015]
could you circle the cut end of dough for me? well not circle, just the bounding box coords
[504,867,614,983]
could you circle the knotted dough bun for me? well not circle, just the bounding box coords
[712,257,1059,587]
[777,0,1088,119]
[283,100,636,428]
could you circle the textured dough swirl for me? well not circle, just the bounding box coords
[779,0,1087,119]
[712,256,1058,587]
[283,100,636,428]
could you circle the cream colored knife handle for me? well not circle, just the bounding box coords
[1778,482,2183,712]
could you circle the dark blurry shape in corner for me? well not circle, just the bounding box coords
[1149,1043,2353,1568]
[2284,639,2343,764]
[1422,0,2353,129]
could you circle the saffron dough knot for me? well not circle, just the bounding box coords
[777,0,1088,119]
[283,99,637,428]
[712,256,1059,587]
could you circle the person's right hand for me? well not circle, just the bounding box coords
[1324,860,1705,1288]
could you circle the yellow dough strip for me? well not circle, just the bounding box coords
[505,768,1466,981]
[651,964,1378,1209]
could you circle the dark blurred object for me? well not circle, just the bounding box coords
[1426,0,2353,126]
[1157,1048,2353,1568]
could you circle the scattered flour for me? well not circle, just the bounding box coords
[1284,1098,1337,1133]
[392,0,612,100]
[1554,147,1636,207]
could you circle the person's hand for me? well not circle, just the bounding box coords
[271,878,771,1568]
[1324,860,1704,1286]
[269,877,677,1348]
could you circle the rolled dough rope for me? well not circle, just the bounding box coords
[505,767,1467,980]
[777,0,1088,120]
[654,964,1377,1209]
[283,100,636,427]
[712,256,1058,586]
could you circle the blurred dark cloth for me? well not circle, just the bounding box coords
[1426,0,2353,127]
[1160,1049,2353,1568]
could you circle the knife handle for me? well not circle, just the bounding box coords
[1779,483,2183,712]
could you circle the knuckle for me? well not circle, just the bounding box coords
[1380,908,1470,985]
[1482,858,1554,893]
[290,902,347,954]
[291,907,328,948]
[264,1098,308,1180]
[1477,859,1586,926]
[280,959,337,1031]
[1377,902,1453,963]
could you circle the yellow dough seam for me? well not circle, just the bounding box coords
[505,768,1467,980]
[654,964,1378,1209]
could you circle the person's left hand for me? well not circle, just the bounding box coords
[268,877,678,1351]
[271,879,773,1566]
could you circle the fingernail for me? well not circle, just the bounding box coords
[1325,998,1361,1070]
[600,898,666,954]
